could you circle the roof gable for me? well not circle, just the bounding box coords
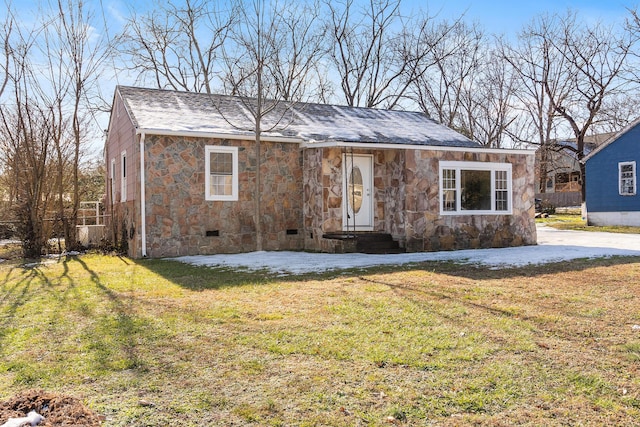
[584,118,640,163]
[115,86,480,148]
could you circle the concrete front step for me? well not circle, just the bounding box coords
[322,232,404,254]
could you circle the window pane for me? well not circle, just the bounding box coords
[443,190,457,211]
[442,169,456,211]
[210,152,233,175]
[210,174,233,196]
[348,166,363,214]
[495,191,508,211]
[495,170,508,211]
[209,151,233,196]
[461,170,491,210]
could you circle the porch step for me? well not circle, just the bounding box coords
[356,233,403,254]
[323,232,404,254]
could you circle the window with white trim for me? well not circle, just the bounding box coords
[439,161,512,214]
[110,158,116,204]
[205,145,238,201]
[619,161,636,196]
[121,151,127,202]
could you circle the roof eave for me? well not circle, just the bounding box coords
[300,140,536,155]
[135,127,303,144]
[134,128,535,155]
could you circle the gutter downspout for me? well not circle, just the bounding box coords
[139,133,147,257]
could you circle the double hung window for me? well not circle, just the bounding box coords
[619,161,636,196]
[205,146,238,201]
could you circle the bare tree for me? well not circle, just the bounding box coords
[222,0,326,101]
[119,0,235,92]
[500,17,570,191]
[534,12,636,201]
[459,49,518,147]
[0,0,110,257]
[35,0,110,251]
[324,0,435,109]
[0,104,57,258]
[0,13,55,257]
[264,1,328,102]
[593,93,640,134]
[220,0,325,251]
[0,6,14,225]
[0,5,11,99]
[412,20,484,130]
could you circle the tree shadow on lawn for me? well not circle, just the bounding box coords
[131,257,289,291]
[0,256,148,388]
[67,256,148,372]
[0,264,50,345]
[407,254,640,281]
[133,252,640,291]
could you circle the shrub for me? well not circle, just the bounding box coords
[539,200,556,215]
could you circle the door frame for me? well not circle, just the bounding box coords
[342,153,374,231]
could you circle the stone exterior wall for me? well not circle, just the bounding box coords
[403,149,536,251]
[143,135,304,257]
[302,148,324,251]
[107,119,534,257]
[377,150,406,240]
[303,147,407,252]
[303,146,536,253]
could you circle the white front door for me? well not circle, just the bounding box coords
[343,154,374,231]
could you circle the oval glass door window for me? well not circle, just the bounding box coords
[348,166,363,214]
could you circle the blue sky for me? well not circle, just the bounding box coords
[415,0,636,36]
[6,0,636,42]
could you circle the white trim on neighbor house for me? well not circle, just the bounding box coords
[439,161,513,215]
[587,211,640,227]
[619,161,636,196]
[205,145,239,201]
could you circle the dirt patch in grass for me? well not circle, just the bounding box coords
[0,389,103,426]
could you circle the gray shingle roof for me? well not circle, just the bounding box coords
[116,86,480,148]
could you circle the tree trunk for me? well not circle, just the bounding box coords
[255,118,263,252]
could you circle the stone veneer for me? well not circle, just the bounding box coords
[303,146,536,253]
[113,135,535,257]
[403,149,536,251]
[142,135,304,257]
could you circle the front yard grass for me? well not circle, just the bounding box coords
[1,254,640,425]
[537,213,640,234]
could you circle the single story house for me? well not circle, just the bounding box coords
[583,120,640,226]
[104,86,537,258]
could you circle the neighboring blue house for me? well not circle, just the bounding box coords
[583,120,640,226]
